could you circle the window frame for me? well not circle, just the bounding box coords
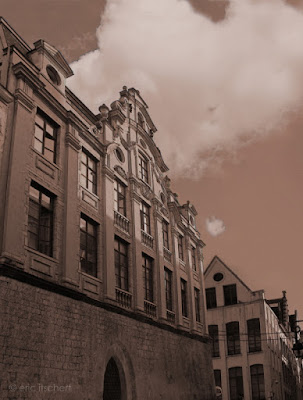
[139,153,149,184]
[114,179,127,217]
[80,214,98,277]
[114,236,129,291]
[209,324,220,357]
[191,246,197,271]
[34,110,57,164]
[142,254,154,302]
[80,149,97,195]
[162,220,169,250]
[140,201,151,234]
[250,364,265,400]
[206,287,217,309]
[164,268,173,311]
[226,321,241,355]
[177,234,184,261]
[247,318,262,353]
[181,279,188,318]
[28,182,54,257]
[229,367,244,400]
[224,284,238,306]
[194,288,201,322]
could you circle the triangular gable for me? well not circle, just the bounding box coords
[205,255,253,294]
[32,40,73,78]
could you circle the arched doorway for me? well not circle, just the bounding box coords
[103,358,122,400]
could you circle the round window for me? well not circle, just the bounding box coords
[213,272,224,282]
[46,65,61,85]
[114,148,125,163]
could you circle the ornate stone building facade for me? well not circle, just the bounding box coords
[0,18,215,399]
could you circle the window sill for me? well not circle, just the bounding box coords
[31,147,60,170]
[227,353,242,357]
[80,186,99,209]
[26,246,58,263]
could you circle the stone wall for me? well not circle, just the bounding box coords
[0,275,215,400]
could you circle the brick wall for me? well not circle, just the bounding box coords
[0,276,215,400]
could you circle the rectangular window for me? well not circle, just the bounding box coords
[214,369,222,388]
[224,284,237,306]
[34,111,57,163]
[114,179,126,216]
[206,287,217,309]
[140,202,151,234]
[28,182,54,257]
[114,237,129,291]
[80,214,97,277]
[194,288,201,322]
[229,367,244,400]
[181,279,188,317]
[142,254,153,302]
[164,268,173,311]
[250,364,265,400]
[208,325,220,357]
[162,220,169,249]
[191,246,197,271]
[177,234,184,261]
[80,150,97,194]
[226,321,241,355]
[139,154,149,183]
[247,318,262,353]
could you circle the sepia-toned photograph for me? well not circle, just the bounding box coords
[0,0,303,399]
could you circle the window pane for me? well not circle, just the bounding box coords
[44,136,55,151]
[44,148,54,162]
[35,114,44,128]
[34,125,43,141]
[45,122,54,136]
[34,138,43,153]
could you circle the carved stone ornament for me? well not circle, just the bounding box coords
[140,183,153,200]
[114,165,127,180]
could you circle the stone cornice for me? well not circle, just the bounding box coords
[12,62,44,91]
[65,132,81,151]
[14,88,34,112]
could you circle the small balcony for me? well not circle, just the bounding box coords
[144,300,157,317]
[141,230,154,249]
[114,210,130,234]
[163,247,172,263]
[166,310,175,324]
[115,287,132,309]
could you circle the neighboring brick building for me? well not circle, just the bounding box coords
[0,18,215,400]
[205,256,302,400]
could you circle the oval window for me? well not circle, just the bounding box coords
[213,272,224,282]
[46,65,61,85]
[115,148,125,163]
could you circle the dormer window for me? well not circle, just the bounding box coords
[46,65,61,86]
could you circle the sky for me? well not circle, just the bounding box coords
[2,0,303,321]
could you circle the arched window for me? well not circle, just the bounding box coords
[250,364,265,400]
[103,358,122,400]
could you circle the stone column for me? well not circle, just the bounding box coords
[103,166,116,302]
[62,128,81,287]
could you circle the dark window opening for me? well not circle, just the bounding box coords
[28,182,54,257]
[142,254,153,302]
[224,284,237,306]
[247,318,262,353]
[226,321,241,355]
[80,214,97,277]
[181,279,188,317]
[114,237,129,291]
[209,325,220,357]
[34,111,57,163]
[206,287,217,309]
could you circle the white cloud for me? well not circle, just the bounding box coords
[205,216,226,236]
[68,0,303,178]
